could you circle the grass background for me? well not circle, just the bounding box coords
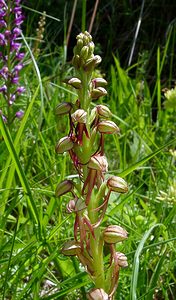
[0,1,176,299]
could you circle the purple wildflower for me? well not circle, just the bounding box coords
[16,86,25,94]
[0,84,7,92]
[16,52,25,60]
[14,64,23,72]
[13,27,21,36]
[0,20,7,27]
[0,33,5,45]
[0,0,25,124]
[0,110,7,122]
[15,110,24,119]
[11,76,19,84]
[9,94,16,105]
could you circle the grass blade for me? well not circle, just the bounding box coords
[0,117,40,229]
[119,138,176,177]
[130,223,164,300]
[0,87,39,215]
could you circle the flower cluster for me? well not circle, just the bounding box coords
[55,31,128,299]
[0,0,25,123]
[33,11,46,57]
[164,85,176,110]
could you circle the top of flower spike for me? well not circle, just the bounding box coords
[72,31,101,71]
[76,31,92,44]
[73,31,94,58]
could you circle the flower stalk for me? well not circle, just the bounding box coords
[55,31,128,299]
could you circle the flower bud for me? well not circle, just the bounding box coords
[94,55,102,66]
[15,110,24,119]
[77,37,83,46]
[88,155,108,172]
[84,57,96,71]
[93,78,107,88]
[74,38,83,53]
[55,180,73,197]
[55,136,73,154]
[84,31,92,42]
[80,46,89,61]
[89,107,97,124]
[107,176,128,193]
[97,120,120,134]
[91,87,107,99]
[77,32,84,40]
[55,102,72,116]
[87,288,109,300]
[71,109,87,123]
[103,225,128,244]
[88,41,95,56]
[97,105,111,118]
[72,54,81,69]
[68,77,82,89]
[115,252,128,268]
[62,240,81,256]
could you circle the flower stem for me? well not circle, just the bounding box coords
[88,190,105,288]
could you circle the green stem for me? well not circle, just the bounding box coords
[77,71,91,111]
[76,54,105,289]
[81,0,87,32]
[88,190,105,288]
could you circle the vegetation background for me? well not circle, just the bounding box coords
[0,0,175,299]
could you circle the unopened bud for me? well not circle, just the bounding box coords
[103,225,128,244]
[80,46,89,61]
[84,31,92,42]
[56,102,72,115]
[68,77,82,89]
[83,35,89,45]
[88,155,108,172]
[93,78,107,88]
[77,32,84,40]
[115,252,128,268]
[84,57,96,71]
[72,54,81,69]
[91,87,107,99]
[88,41,95,56]
[75,38,83,52]
[94,55,102,66]
[55,136,73,154]
[107,176,128,193]
[84,55,102,72]
[62,240,81,256]
[97,105,111,118]
[89,107,97,124]
[87,288,109,300]
[71,109,87,123]
[55,180,73,197]
[15,110,24,119]
[97,120,120,134]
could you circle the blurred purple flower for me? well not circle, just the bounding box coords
[0,84,7,92]
[11,76,19,84]
[0,109,7,122]
[15,110,24,119]
[0,0,25,123]
[16,86,25,94]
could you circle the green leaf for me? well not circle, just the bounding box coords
[130,223,164,300]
